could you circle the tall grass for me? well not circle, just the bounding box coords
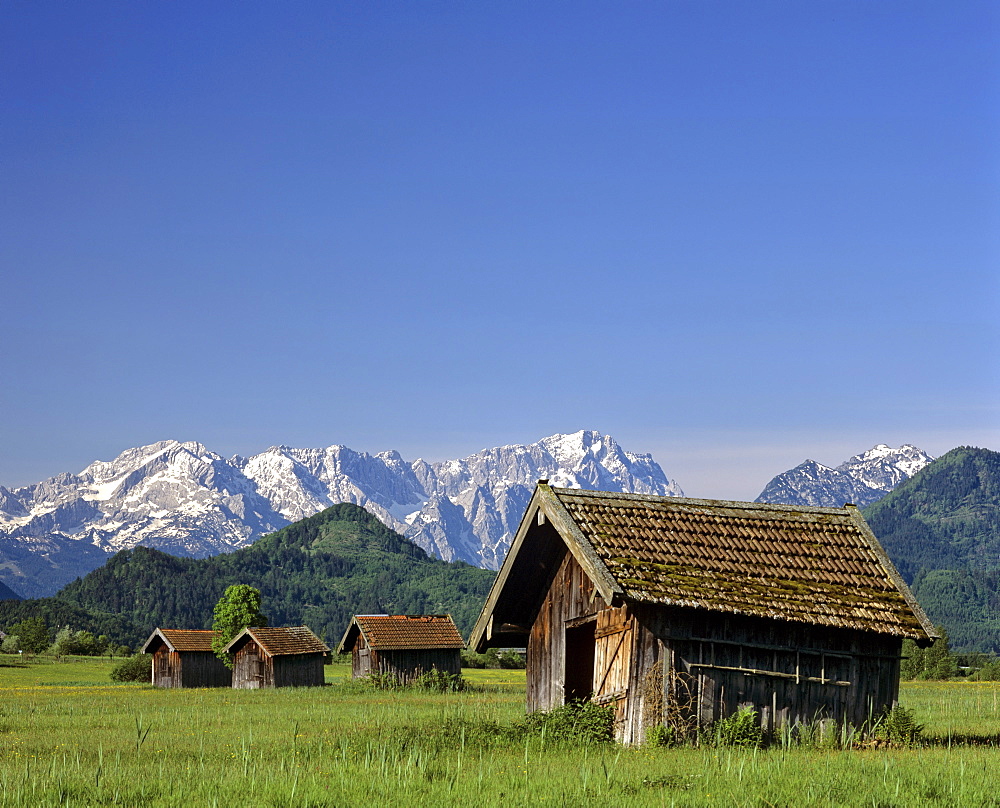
[2,656,999,806]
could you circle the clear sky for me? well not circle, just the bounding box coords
[2,2,998,501]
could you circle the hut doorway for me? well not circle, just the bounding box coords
[565,621,596,702]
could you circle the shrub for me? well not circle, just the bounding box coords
[496,650,525,669]
[645,723,675,748]
[364,672,402,689]
[462,648,526,669]
[873,706,924,747]
[521,701,615,745]
[413,668,466,692]
[460,650,487,669]
[969,659,1000,681]
[711,706,763,748]
[110,654,151,683]
[49,626,106,657]
[362,669,466,692]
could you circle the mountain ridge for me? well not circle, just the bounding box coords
[0,502,496,646]
[755,444,934,508]
[0,430,681,598]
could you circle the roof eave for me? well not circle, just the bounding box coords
[468,486,546,652]
[140,628,171,654]
[468,483,622,652]
[335,619,360,655]
[542,485,622,603]
[221,627,253,655]
[845,504,940,645]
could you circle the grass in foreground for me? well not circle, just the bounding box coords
[2,657,1000,806]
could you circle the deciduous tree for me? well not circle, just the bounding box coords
[211,584,267,666]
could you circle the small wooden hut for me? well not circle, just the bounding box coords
[141,629,231,688]
[470,482,938,745]
[224,626,329,689]
[337,614,464,683]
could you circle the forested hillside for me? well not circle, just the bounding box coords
[6,448,999,654]
[863,447,1000,652]
[0,504,496,648]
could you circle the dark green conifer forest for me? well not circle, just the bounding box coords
[863,447,1000,652]
[0,503,496,648]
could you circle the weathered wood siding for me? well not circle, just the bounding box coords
[151,649,230,688]
[526,552,904,745]
[642,606,901,735]
[151,648,181,688]
[373,649,461,683]
[231,641,326,688]
[351,634,372,679]
[273,653,326,687]
[351,632,461,683]
[232,643,269,689]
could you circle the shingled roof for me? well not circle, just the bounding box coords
[141,628,215,654]
[471,484,937,650]
[336,615,465,654]
[223,626,330,657]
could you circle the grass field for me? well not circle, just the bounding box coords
[3,656,1000,806]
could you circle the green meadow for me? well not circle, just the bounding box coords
[2,656,1000,807]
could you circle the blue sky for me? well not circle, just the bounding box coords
[2,2,997,500]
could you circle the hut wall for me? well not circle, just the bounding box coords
[365,649,461,684]
[151,649,231,688]
[352,634,373,679]
[232,642,326,688]
[527,551,616,710]
[525,553,905,745]
[151,648,181,688]
[178,651,231,688]
[632,604,904,743]
[273,654,326,687]
[232,642,270,689]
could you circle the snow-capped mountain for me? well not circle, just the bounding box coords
[0,430,682,598]
[754,444,934,508]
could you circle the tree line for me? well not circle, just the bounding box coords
[0,503,496,648]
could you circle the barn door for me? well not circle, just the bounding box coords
[245,651,264,687]
[593,607,632,703]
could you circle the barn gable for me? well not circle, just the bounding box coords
[469,482,937,744]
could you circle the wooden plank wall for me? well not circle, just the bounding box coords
[179,652,231,688]
[525,555,905,745]
[273,654,326,687]
[232,643,326,688]
[370,649,462,684]
[151,649,180,688]
[634,605,903,742]
[153,650,231,688]
[232,644,268,689]
[527,550,606,713]
[352,634,372,678]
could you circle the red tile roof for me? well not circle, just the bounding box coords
[141,629,216,654]
[339,615,465,652]
[226,626,330,657]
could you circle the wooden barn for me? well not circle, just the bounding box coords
[141,629,231,688]
[470,482,937,745]
[337,614,465,683]
[224,626,329,689]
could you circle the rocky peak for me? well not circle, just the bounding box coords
[756,444,934,508]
